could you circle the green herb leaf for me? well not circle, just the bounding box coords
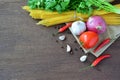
[27,0,120,15]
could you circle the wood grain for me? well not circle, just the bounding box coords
[0,0,120,80]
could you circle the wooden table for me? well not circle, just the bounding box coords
[0,0,120,80]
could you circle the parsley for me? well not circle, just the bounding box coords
[28,0,120,15]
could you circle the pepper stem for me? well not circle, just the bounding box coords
[79,65,92,72]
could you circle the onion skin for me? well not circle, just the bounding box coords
[86,16,107,34]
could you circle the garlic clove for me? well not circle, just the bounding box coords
[59,35,66,41]
[66,44,71,52]
[80,55,87,62]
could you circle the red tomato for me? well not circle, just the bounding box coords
[79,31,99,49]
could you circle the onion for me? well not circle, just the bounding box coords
[86,16,107,34]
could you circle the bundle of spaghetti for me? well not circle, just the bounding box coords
[102,13,120,25]
[37,14,79,27]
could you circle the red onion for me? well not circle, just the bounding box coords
[86,16,107,34]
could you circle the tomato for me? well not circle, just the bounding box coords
[79,31,99,49]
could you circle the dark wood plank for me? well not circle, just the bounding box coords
[0,0,120,80]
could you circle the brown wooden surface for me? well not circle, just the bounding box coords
[0,0,120,80]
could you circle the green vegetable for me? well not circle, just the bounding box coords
[28,0,70,13]
[28,0,45,9]
[87,0,120,14]
[27,0,120,15]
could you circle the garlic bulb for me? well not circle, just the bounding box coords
[71,21,86,35]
